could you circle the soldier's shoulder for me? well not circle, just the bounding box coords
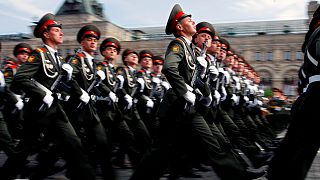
[167,38,184,54]
[115,66,126,74]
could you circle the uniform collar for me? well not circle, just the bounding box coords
[44,44,58,55]
[181,36,192,46]
[82,51,94,67]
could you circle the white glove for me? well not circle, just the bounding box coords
[15,99,24,110]
[208,65,218,81]
[231,94,239,105]
[43,94,54,108]
[152,77,161,84]
[61,63,73,81]
[161,81,170,90]
[243,96,249,103]
[197,56,208,79]
[200,94,212,107]
[146,99,154,108]
[213,90,221,104]
[0,71,5,87]
[136,78,145,92]
[116,75,124,89]
[108,91,117,103]
[96,70,106,81]
[183,91,196,106]
[80,89,90,104]
[223,71,230,85]
[218,68,224,73]
[220,86,227,101]
[124,94,133,109]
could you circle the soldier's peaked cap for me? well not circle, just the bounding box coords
[220,38,230,51]
[165,4,191,35]
[77,25,101,43]
[152,56,164,65]
[122,48,138,61]
[196,22,215,39]
[13,43,32,56]
[100,37,121,54]
[34,13,61,38]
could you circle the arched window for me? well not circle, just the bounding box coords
[283,70,298,97]
[258,70,272,90]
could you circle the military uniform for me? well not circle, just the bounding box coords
[116,49,152,155]
[65,25,115,180]
[268,11,320,180]
[130,5,260,180]
[95,38,142,167]
[1,13,95,180]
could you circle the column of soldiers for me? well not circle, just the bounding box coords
[0,4,281,180]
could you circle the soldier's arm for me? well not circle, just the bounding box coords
[162,40,188,96]
[68,57,84,98]
[11,52,46,101]
[96,65,111,96]
[116,67,129,97]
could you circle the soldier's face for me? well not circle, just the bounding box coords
[208,41,220,55]
[103,46,118,60]
[194,33,212,49]
[140,57,153,69]
[16,52,29,63]
[178,17,196,36]
[125,53,138,66]
[153,64,163,74]
[45,27,63,45]
[81,37,98,53]
[217,49,227,61]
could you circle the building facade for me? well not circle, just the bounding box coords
[1,0,319,98]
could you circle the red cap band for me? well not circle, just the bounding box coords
[198,27,211,33]
[17,47,31,54]
[105,42,119,49]
[141,53,152,58]
[81,30,98,41]
[171,11,185,30]
[39,19,58,35]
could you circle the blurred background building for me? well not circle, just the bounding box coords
[1,0,319,99]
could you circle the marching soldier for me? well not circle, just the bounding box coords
[2,43,32,140]
[95,37,142,167]
[116,49,152,158]
[65,25,115,180]
[130,4,266,180]
[136,50,156,137]
[268,8,320,179]
[1,13,95,180]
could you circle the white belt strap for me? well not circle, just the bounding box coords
[307,50,318,66]
[31,78,52,95]
[308,75,320,84]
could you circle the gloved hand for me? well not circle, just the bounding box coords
[15,99,24,110]
[213,90,221,104]
[108,91,117,103]
[197,56,208,79]
[80,89,90,104]
[96,70,106,81]
[161,81,170,90]
[243,96,249,103]
[61,63,73,81]
[43,94,54,108]
[183,91,196,106]
[116,75,124,89]
[231,94,239,105]
[220,86,227,101]
[124,94,133,109]
[208,65,218,81]
[146,99,154,108]
[0,71,5,88]
[136,78,145,92]
[200,94,212,107]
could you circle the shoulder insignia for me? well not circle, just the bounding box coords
[27,55,36,63]
[71,59,78,65]
[116,67,124,74]
[77,52,85,57]
[3,71,10,77]
[35,48,46,53]
[172,45,180,53]
[97,65,103,70]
